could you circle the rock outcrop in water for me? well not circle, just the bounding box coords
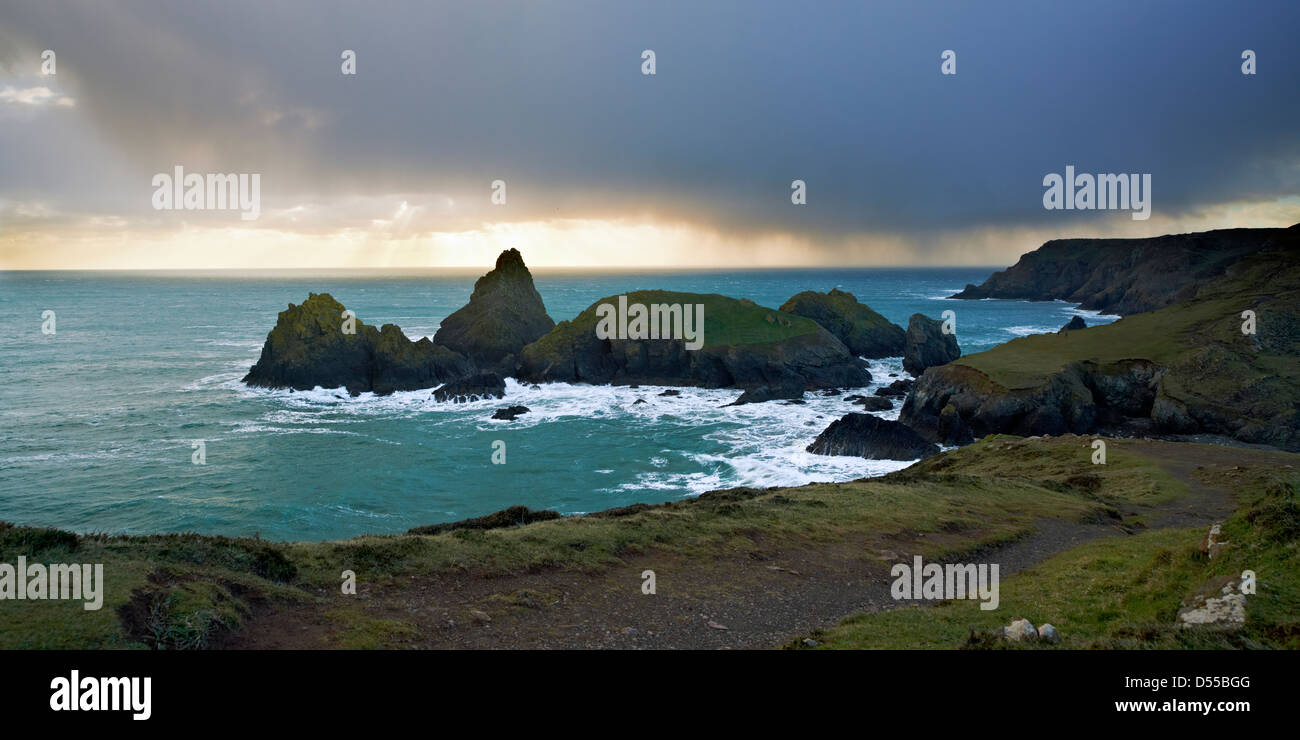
[902,314,960,376]
[779,289,905,359]
[516,290,869,390]
[949,225,1299,315]
[433,248,555,374]
[242,293,471,395]
[806,413,939,460]
[726,382,805,406]
[432,372,506,403]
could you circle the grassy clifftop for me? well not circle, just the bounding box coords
[956,246,1299,390]
[904,246,1300,449]
[8,435,1292,650]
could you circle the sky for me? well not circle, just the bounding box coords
[1,0,1298,270]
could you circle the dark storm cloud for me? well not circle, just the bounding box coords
[2,0,1297,237]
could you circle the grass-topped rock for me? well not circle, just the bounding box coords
[779,288,905,359]
[516,290,868,389]
[242,293,471,395]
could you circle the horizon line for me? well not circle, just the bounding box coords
[0,263,1008,274]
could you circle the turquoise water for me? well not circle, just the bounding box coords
[0,268,1115,541]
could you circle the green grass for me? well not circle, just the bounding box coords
[807,462,1300,650]
[523,290,818,355]
[0,436,1286,650]
[944,248,1300,449]
[955,247,1299,389]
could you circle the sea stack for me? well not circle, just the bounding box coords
[433,248,555,375]
[902,313,961,376]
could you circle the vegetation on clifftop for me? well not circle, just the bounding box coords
[1,435,1241,650]
[905,244,1300,450]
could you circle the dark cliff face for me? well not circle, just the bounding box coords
[901,360,1162,444]
[432,248,556,374]
[242,293,471,395]
[950,224,1300,315]
[778,289,905,359]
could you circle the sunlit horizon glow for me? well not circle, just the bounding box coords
[3,198,1298,271]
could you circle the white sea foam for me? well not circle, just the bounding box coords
[214,362,918,499]
[1066,306,1121,323]
[1004,325,1057,337]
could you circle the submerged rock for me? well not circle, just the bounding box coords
[779,288,905,359]
[727,382,805,406]
[242,292,471,395]
[805,413,939,460]
[433,372,506,403]
[902,314,961,376]
[491,405,530,420]
[433,248,555,374]
[874,380,913,397]
[848,395,893,411]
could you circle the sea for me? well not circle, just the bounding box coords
[0,267,1116,541]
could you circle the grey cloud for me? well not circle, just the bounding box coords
[1,0,1298,242]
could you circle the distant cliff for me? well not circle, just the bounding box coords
[907,242,1300,451]
[950,224,1299,315]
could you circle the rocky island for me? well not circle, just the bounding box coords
[240,252,965,400]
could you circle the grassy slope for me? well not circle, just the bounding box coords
[1,435,1196,649]
[956,248,1299,391]
[809,463,1300,650]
